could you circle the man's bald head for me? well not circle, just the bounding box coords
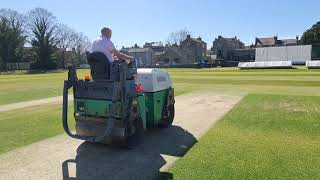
[101,27,112,39]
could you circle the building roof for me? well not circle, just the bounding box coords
[217,36,244,45]
[183,35,206,44]
[255,36,298,46]
[223,37,239,42]
[126,47,153,53]
[256,37,277,46]
[190,37,206,44]
[280,39,298,45]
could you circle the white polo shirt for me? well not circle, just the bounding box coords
[91,35,116,63]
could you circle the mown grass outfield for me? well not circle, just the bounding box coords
[1,67,320,178]
[0,70,89,105]
[1,67,320,104]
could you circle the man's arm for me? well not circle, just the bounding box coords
[112,50,134,61]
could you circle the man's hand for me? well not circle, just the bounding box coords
[112,50,134,61]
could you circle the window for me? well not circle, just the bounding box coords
[186,54,190,61]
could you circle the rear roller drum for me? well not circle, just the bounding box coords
[161,104,175,128]
[161,88,175,128]
[126,117,144,148]
[125,104,144,148]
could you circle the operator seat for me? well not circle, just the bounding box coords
[87,52,111,79]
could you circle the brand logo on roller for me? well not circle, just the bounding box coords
[157,76,166,82]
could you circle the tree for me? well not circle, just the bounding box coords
[166,28,191,46]
[301,21,320,45]
[27,8,59,70]
[56,23,74,68]
[70,32,91,65]
[0,8,26,71]
[55,24,91,67]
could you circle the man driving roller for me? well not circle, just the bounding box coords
[91,27,133,63]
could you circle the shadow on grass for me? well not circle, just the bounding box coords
[62,125,197,180]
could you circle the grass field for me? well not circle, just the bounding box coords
[1,67,320,179]
[168,68,320,98]
[167,94,320,179]
[1,67,320,105]
[0,70,89,105]
[0,103,74,154]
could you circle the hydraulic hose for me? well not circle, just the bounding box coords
[62,80,95,142]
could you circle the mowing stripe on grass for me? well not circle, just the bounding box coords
[167,94,320,179]
[173,78,320,87]
[1,68,320,105]
[169,73,320,77]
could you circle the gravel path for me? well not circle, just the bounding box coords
[0,92,241,180]
[0,96,73,112]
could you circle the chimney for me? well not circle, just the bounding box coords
[197,36,202,41]
[187,35,191,38]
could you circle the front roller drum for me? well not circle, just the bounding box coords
[74,117,127,144]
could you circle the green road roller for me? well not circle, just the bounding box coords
[62,52,175,147]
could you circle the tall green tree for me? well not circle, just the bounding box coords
[0,8,26,71]
[27,8,58,70]
[301,21,320,45]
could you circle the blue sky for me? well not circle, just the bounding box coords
[1,0,319,48]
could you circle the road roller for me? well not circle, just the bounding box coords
[62,52,175,147]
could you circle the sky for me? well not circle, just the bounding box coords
[1,0,319,48]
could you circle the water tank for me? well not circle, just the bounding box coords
[135,68,172,92]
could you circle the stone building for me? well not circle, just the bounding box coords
[180,35,207,63]
[121,44,155,67]
[155,46,181,64]
[254,36,299,47]
[143,42,164,52]
[211,36,245,61]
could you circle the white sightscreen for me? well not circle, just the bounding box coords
[255,45,312,62]
[238,61,292,69]
[306,61,320,69]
